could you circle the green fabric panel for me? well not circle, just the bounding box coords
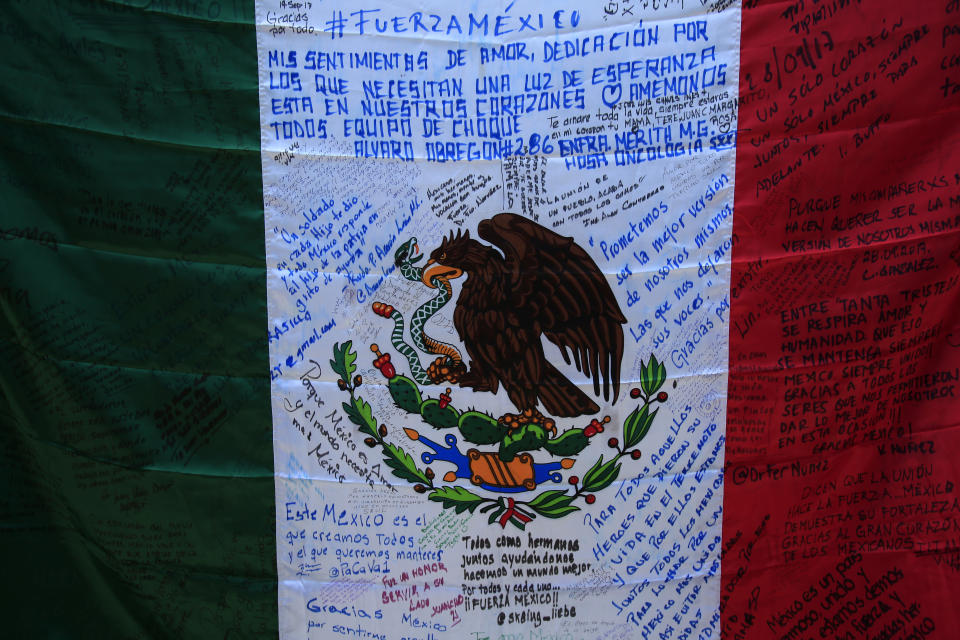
[0,1,276,637]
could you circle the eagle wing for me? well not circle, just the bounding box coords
[478,213,627,403]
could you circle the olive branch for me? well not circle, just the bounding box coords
[333,341,433,488]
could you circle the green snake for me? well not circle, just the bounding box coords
[372,237,462,384]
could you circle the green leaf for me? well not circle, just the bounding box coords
[527,490,580,518]
[582,456,622,493]
[487,500,506,525]
[330,341,357,384]
[527,490,571,510]
[640,357,652,397]
[581,456,603,483]
[330,342,347,380]
[639,354,668,397]
[623,406,641,447]
[353,396,376,432]
[532,504,579,518]
[641,355,664,397]
[624,405,658,450]
[429,486,486,514]
[383,442,430,485]
[343,344,357,380]
[341,396,377,437]
[342,400,361,425]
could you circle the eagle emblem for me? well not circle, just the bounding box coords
[332,214,670,528]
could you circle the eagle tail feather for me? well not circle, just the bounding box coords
[538,361,600,417]
[610,325,623,403]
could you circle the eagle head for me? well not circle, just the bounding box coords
[421,228,482,288]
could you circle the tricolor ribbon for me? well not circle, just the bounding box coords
[498,497,533,528]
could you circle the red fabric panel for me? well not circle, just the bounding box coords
[725,1,960,637]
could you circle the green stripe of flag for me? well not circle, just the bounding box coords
[0,1,277,637]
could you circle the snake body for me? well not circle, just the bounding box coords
[373,237,461,384]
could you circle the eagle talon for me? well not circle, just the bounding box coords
[497,412,521,432]
[497,408,552,432]
[427,358,467,385]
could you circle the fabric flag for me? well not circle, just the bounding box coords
[1,0,958,638]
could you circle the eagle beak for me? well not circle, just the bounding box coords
[421,259,463,288]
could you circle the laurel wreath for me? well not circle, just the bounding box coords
[331,341,667,529]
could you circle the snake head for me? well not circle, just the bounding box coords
[394,237,423,268]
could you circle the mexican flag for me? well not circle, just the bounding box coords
[2,1,958,638]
